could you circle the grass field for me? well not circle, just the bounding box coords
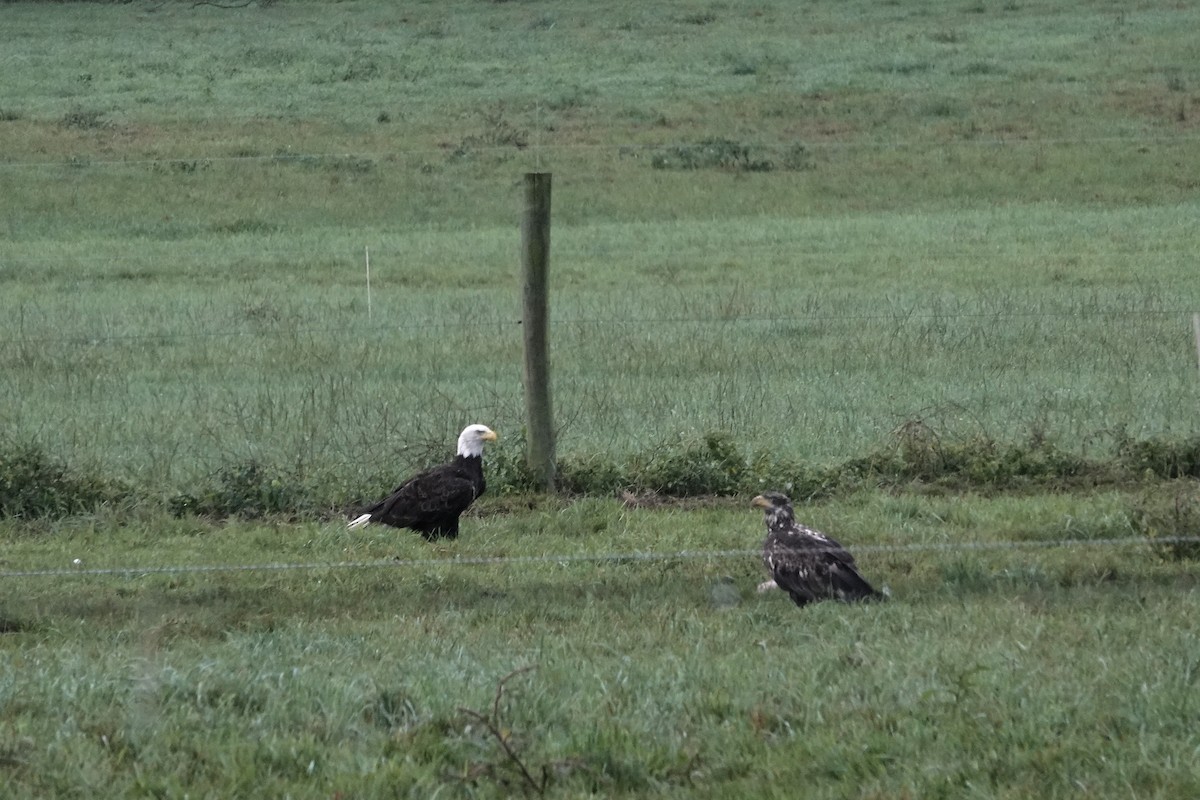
[3,0,1200,483]
[4,493,1200,798]
[3,0,1200,796]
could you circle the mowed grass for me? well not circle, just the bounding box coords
[3,492,1199,798]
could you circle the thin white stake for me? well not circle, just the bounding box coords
[365,246,372,320]
[1192,313,1200,374]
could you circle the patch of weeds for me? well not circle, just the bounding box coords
[367,688,420,732]
[0,441,129,519]
[929,29,963,44]
[872,60,933,76]
[208,218,279,235]
[922,98,966,118]
[1129,483,1200,561]
[549,422,1147,500]
[271,152,375,173]
[59,108,108,130]
[485,436,543,495]
[650,138,774,172]
[557,433,760,497]
[0,108,20,122]
[679,12,717,25]
[957,61,1004,76]
[383,715,459,765]
[416,22,450,39]
[150,159,212,175]
[878,417,1094,489]
[451,666,587,796]
[545,86,595,112]
[557,454,627,496]
[750,452,846,502]
[631,432,748,496]
[238,300,283,324]
[327,155,376,173]
[1116,435,1200,479]
[453,107,529,157]
[167,460,311,520]
[341,53,380,82]
[781,141,815,171]
[939,558,996,593]
[241,46,295,69]
[161,676,268,716]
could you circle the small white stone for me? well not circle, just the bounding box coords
[72,558,82,566]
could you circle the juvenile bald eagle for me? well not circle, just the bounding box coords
[751,492,885,607]
[348,424,497,540]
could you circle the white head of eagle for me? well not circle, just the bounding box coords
[751,491,885,607]
[457,423,498,458]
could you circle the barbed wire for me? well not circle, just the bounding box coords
[8,239,1197,264]
[1,133,1198,170]
[0,307,1190,348]
[4,243,1197,270]
[2,535,1192,581]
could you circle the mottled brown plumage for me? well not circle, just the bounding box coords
[752,492,885,607]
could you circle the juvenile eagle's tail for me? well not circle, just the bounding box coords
[347,513,373,530]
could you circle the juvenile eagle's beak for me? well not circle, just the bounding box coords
[751,494,770,509]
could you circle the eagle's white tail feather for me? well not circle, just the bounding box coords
[347,513,372,530]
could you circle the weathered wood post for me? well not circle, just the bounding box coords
[521,172,555,490]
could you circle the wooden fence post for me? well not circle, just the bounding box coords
[521,172,555,491]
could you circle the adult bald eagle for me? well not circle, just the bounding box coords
[751,492,885,607]
[348,424,498,540]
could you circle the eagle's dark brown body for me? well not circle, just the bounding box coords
[752,492,885,607]
[348,424,496,540]
[352,454,485,540]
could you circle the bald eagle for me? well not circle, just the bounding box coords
[751,492,885,607]
[348,424,498,540]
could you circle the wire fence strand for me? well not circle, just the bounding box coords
[0,307,1193,348]
[3,535,1192,581]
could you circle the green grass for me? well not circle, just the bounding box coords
[3,202,1200,487]
[3,493,1199,798]
[3,1,1200,794]
[2,0,1199,484]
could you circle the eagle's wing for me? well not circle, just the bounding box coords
[818,546,882,601]
[368,464,478,528]
[767,525,881,605]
